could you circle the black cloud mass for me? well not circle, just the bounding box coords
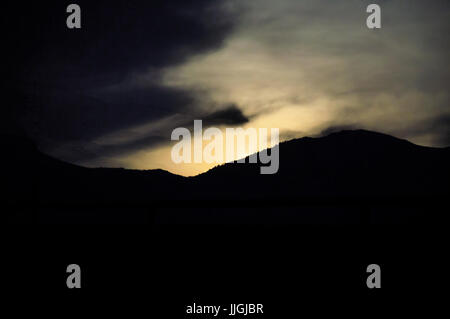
[4,0,450,172]
[5,0,243,164]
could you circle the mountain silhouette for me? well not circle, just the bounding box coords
[195,129,449,198]
[4,130,449,224]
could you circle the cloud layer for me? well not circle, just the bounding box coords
[8,0,450,175]
[162,0,450,147]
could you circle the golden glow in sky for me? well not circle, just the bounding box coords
[76,0,450,176]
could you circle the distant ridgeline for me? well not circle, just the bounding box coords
[4,130,449,224]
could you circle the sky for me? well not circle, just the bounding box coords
[9,0,450,176]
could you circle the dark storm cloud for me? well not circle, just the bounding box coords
[11,0,238,89]
[202,105,249,126]
[7,0,242,164]
[55,135,169,164]
[24,86,194,145]
[46,103,251,164]
[8,0,450,173]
